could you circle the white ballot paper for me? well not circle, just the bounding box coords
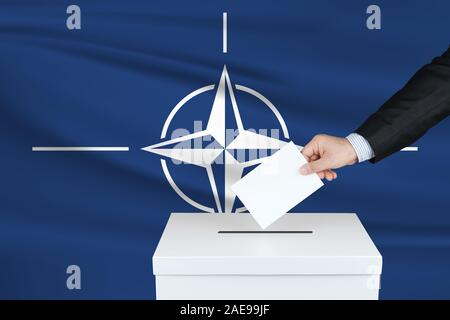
[231,141,324,229]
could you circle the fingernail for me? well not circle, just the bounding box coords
[299,165,309,175]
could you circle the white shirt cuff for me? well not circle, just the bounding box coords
[346,133,375,163]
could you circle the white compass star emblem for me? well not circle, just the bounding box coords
[142,65,298,213]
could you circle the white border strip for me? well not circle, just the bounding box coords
[32,147,129,152]
[401,147,418,152]
[223,12,227,53]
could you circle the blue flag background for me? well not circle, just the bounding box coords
[0,0,449,299]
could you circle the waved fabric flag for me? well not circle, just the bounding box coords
[0,0,449,299]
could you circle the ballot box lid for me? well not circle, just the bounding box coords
[153,213,382,275]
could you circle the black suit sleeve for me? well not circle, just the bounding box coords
[356,46,450,163]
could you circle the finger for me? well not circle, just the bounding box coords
[310,154,319,161]
[317,171,325,179]
[301,140,317,158]
[323,169,337,178]
[300,158,330,175]
[323,170,337,180]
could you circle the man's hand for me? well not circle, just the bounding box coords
[300,134,358,181]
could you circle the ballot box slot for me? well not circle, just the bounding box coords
[218,231,313,234]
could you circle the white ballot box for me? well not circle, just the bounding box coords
[152,213,382,300]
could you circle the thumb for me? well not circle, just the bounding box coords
[300,158,330,175]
